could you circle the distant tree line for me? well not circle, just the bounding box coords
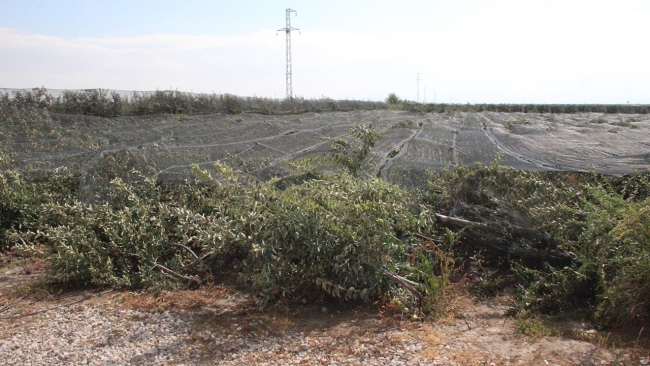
[385,93,649,114]
[3,88,648,122]
[403,101,649,114]
[1,87,387,119]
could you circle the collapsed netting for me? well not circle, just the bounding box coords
[76,110,407,203]
[2,109,649,204]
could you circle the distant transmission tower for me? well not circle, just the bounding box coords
[414,72,422,103]
[278,8,299,100]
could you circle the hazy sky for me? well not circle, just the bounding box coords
[1,0,648,103]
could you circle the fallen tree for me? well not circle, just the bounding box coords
[433,214,578,268]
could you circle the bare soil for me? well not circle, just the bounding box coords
[1,256,648,365]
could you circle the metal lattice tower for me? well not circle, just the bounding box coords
[414,72,422,103]
[278,8,299,100]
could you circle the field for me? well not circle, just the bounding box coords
[2,90,650,364]
[3,108,649,191]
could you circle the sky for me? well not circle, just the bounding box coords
[1,0,649,103]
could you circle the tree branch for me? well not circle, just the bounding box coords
[152,259,202,285]
[349,254,423,301]
[172,243,199,260]
[0,290,113,320]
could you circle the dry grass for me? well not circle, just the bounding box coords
[421,324,445,360]
[0,257,50,302]
[119,284,235,312]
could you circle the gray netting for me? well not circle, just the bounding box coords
[1,109,649,203]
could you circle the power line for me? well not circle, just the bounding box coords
[277,8,299,100]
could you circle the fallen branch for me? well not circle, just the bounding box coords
[434,214,483,228]
[492,243,576,267]
[183,251,214,270]
[4,291,53,317]
[0,293,30,314]
[152,259,202,285]
[349,254,423,301]
[434,213,555,245]
[383,271,424,301]
[413,233,444,252]
[172,243,200,260]
[463,317,472,330]
[433,213,576,267]
[183,251,215,281]
[0,289,113,320]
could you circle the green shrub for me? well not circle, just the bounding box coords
[579,183,650,325]
[53,89,125,117]
[422,161,650,326]
[7,161,449,308]
[512,173,650,327]
[0,169,78,250]
[222,94,242,114]
[385,93,401,105]
[324,124,379,177]
[193,163,445,306]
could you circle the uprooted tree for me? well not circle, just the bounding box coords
[2,119,649,327]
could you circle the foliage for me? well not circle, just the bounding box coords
[404,102,649,114]
[386,93,401,105]
[2,98,650,326]
[2,88,648,128]
[512,176,650,326]
[422,157,582,235]
[385,93,406,111]
[0,88,54,139]
[195,165,442,306]
[3,160,450,308]
[54,89,125,117]
[578,182,650,325]
[0,169,78,251]
[324,124,379,177]
[0,88,387,121]
[10,168,252,288]
[422,160,650,327]
[515,315,562,338]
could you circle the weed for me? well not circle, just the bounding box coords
[590,117,608,124]
[611,120,637,128]
[516,315,562,338]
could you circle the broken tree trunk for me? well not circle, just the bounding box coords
[433,214,483,229]
[433,214,577,268]
[484,241,576,268]
[434,213,554,245]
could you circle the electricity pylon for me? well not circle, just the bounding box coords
[414,72,423,103]
[278,8,299,100]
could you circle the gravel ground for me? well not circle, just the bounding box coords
[1,301,436,366]
[1,264,648,366]
[3,293,647,366]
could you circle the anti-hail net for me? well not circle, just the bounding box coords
[2,109,649,204]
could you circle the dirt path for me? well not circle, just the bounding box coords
[1,259,648,365]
